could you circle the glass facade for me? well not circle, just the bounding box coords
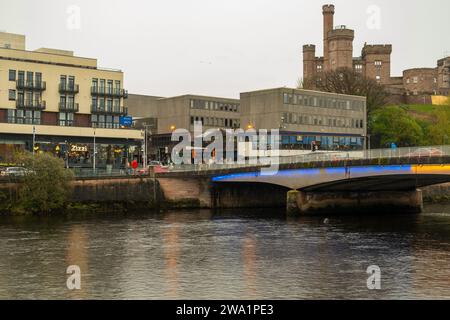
[279,134,364,151]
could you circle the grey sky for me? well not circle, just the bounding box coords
[1,0,449,99]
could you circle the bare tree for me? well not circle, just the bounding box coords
[301,67,389,113]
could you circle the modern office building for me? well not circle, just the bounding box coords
[240,87,367,154]
[129,94,240,163]
[0,32,142,168]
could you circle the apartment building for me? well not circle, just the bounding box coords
[0,32,141,168]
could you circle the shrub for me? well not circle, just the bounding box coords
[14,152,74,214]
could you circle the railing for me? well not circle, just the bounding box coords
[59,102,79,112]
[59,83,79,94]
[16,80,46,91]
[72,168,135,178]
[91,87,128,98]
[16,100,46,110]
[91,105,128,115]
[167,145,450,173]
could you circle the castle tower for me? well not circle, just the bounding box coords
[362,44,392,85]
[303,44,316,81]
[322,4,335,71]
[327,25,354,71]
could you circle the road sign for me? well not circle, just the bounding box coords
[119,116,133,127]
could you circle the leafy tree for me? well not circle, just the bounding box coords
[370,106,424,147]
[14,152,74,214]
[427,110,450,145]
[302,67,389,114]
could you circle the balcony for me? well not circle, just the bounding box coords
[91,87,128,98]
[59,83,80,94]
[59,102,79,112]
[16,100,46,110]
[16,80,46,91]
[91,105,128,116]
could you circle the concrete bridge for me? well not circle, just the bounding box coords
[157,146,450,215]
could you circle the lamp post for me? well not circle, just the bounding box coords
[143,124,152,168]
[93,129,96,171]
[32,125,36,156]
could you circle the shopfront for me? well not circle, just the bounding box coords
[0,133,141,169]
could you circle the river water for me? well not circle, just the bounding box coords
[1,204,450,300]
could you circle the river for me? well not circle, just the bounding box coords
[1,204,450,300]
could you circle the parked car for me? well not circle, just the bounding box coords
[405,148,444,157]
[1,167,33,177]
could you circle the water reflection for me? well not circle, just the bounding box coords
[0,206,450,299]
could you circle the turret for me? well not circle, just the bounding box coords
[322,4,335,70]
[303,44,316,80]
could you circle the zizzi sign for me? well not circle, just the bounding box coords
[71,145,88,152]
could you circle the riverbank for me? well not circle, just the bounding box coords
[1,177,449,215]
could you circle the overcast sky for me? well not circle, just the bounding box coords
[1,0,449,98]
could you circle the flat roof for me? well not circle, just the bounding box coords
[158,93,240,102]
[240,87,367,100]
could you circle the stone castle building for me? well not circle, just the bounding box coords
[303,4,450,104]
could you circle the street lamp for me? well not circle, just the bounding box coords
[93,129,97,171]
[143,124,153,168]
[32,125,36,156]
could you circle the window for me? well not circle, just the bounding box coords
[374,61,382,67]
[35,72,42,85]
[9,70,16,81]
[406,78,410,84]
[107,99,113,112]
[26,71,33,84]
[59,112,75,126]
[355,64,363,72]
[7,109,15,123]
[8,90,16,101]
[413,76,418,83]
[376,75,381,82]
[18,71,25,83]
[100,79,105,93]
[99,97,105,111]
[92,97,98,109]
[107,80,113,94]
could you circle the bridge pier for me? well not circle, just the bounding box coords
[287,189,424,215]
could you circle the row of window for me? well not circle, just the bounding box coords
[8,70,42,83]
[92,97,121,109]
[282,93,365,111]
[91,114,121,129]
[7,110,41,124]
[190,116,240,129]
[8,70,123,92]
[315,61,382,73]
[190,99,240,113]
[6,110,121,129]
[281,112,364,129]
[92,79,121,90]
[8,90,42,103]
[406,77,438,84]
